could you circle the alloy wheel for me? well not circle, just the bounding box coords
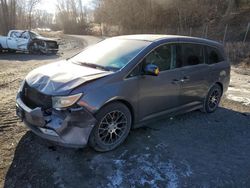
[97,110,128,145]
[208,89,220,110]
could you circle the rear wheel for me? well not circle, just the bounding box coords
[203,84,222,113]
[89,102,132,152]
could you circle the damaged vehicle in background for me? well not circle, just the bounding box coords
[16,35,230,152]
[0,30,59,54]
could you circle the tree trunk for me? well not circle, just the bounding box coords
[225,0,237,16]
[1,0,10,34]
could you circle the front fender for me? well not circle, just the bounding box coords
[76,79,139,121]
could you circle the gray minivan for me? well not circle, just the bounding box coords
[16,35,230,151]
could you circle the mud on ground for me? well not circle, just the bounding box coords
[0,35,250,187]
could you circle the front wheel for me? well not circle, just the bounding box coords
[203,84,222,113]
[89,102,132,152]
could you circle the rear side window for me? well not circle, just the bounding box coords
[178,43,205,67]
[207,47,224,64]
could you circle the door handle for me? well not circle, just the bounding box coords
[172,79,181,84]
[181,76,190,82]
[183,76,190,80]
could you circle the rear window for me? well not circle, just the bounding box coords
[206,47,224,64]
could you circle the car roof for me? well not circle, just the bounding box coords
[9,30,37,33]
[113,34,223,48]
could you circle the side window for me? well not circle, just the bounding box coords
[143,44,172,72]
[179,43,205,67]
[127,64,141,78]
[20,32,29,39]
[207,47,224,64]
[10,32,20,38]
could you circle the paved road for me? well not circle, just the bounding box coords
[1,35,250,188]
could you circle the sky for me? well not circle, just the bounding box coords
[37,0,94,14]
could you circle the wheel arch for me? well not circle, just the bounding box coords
[215,82,223,95]
[96,99,135,127]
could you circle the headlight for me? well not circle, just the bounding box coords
[52,93,82,109]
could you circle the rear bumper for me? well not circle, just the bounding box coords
[16,93,96,148]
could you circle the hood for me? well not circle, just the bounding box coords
[35,36,58,42]
[26,60,112,95]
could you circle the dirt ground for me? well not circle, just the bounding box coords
[227,67,250,106]
[0,35,250,188]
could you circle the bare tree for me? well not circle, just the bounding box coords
[27,0,41,29]
[56,0,89,34]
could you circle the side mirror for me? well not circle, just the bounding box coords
[144,64,160,76]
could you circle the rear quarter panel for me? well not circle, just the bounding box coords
[208,60,231,94]
[0,36,8,48]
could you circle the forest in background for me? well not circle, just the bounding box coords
[95,0,250,41]
[0,0,249,40]
[0,0,90,35]
[0,0,250,65]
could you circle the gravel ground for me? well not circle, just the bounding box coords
[0,35,250,188]
[227,67,250,106]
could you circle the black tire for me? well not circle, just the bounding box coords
[28,42,39,54]
[203,84,222,113]
[39,41,49,54]
[89,102,132,152]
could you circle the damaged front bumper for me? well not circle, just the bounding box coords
[16,93,96,148]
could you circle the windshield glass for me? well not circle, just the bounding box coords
[29,31,40,39]
[70,38,150,71]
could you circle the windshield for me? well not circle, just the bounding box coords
[29,31,40,39]
[70,38,150,71]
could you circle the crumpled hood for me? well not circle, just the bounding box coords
[35,36,58,42]
[26,60,112,95]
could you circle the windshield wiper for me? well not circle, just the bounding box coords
[77,62,110,71]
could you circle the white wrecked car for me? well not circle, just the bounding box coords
[0,30,59,54]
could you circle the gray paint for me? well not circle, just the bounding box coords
[17,35,231,147]
[25,60,112,95]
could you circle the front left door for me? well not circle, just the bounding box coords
[17,31,30,50]
[138,44,182,121]
[7,31,19,50]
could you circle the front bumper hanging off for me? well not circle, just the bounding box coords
[16,93,97,148]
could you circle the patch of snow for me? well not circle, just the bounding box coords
[107,169,123,187]
[90,152,193,188]
[226,94,250,106]
[159,161,179,188]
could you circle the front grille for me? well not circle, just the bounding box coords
[21,82,52,110]
[47,42,58,48]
